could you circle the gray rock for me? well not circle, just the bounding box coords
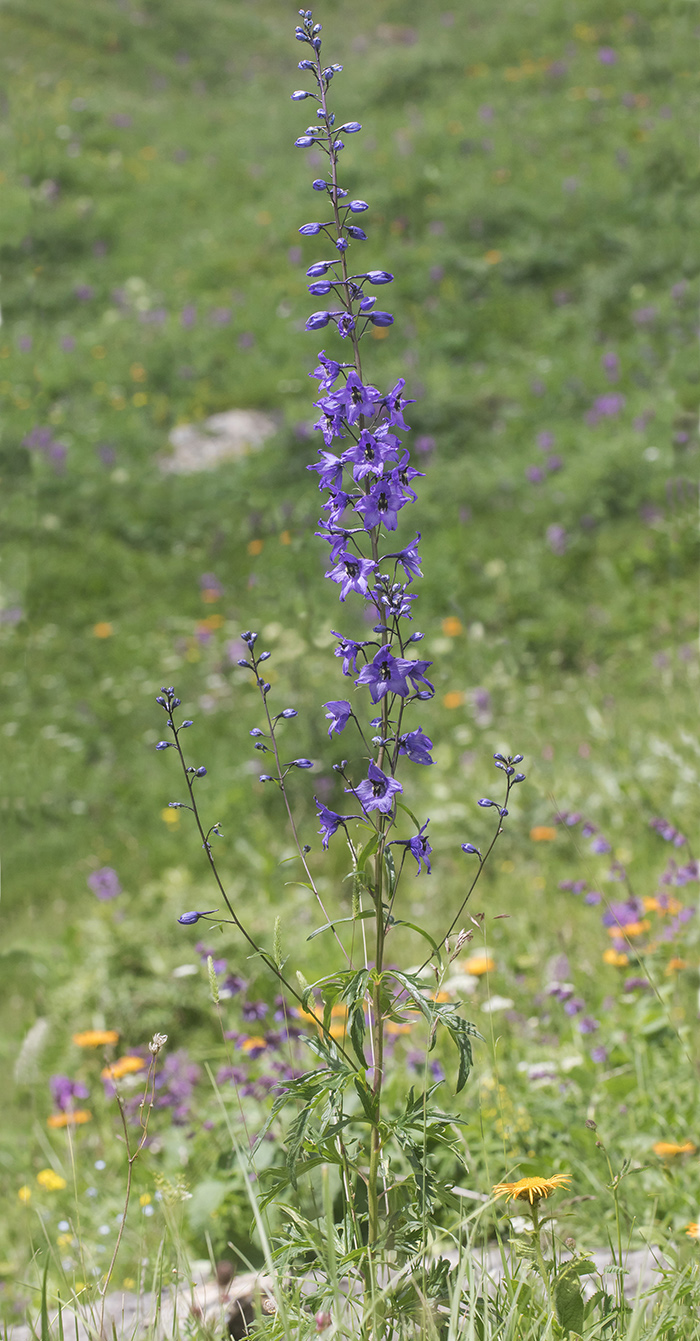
[160,409,279,475]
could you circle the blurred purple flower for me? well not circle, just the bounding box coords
[60,335,76,352]
[671,281,688,302]
[180,304,196,328]
[97,444,116,466]
[154,1049,201,1124]
[598,47,617,64]
[51,1075,89,1111]
[579,1015,599,1034]
[585,393,626,425]
[111,113,133,128]
[242,1000,268,1022]
[74,284,94,301]
[624,977,651,992]
[562,177,579,194]
[546,454,563,472]
[633,306,657,326]
[601,351,619,381]
[210,307,232,326]
[590,835,611,855]
[546,524,568,555]
[564,998,585,1017]
[478,105,494,122]
[526,465,544,484]
[88,866,122,901]
[590,1046,608,1064]
[537,431,555,450]
[238,332,255,348]
[18,336,33,352]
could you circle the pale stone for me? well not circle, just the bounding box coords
[159,409,279,475]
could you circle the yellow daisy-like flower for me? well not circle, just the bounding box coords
[492,1173,571,1205]
[47,1110,92,1128]
[101,1055,146,1081]
[653,1140,695,1159]
[73,1029,119,1048]
[686,1223,699,1239]
[37,1169,67,1192]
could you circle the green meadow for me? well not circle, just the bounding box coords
[1,0,699,1332]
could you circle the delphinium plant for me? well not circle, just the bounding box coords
[155,9,525,1333]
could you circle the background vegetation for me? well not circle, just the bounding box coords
[1,0,698,1327]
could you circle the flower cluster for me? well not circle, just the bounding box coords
[289,10,524,863]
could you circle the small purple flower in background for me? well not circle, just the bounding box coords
[633,306,657,326]
[74,284,94,301]
[562,176,579,194]
[579,1015,599,1035]
[238,332,255,348]
[470,686,492,726]
[97,444,117,466]
[584,891,602,905]
[531,379,546,395]
[624,977,651,992]
[390,820,432,874]
[563,998,585,1017]
[51,1075,89,1111]
[546,524,568,556]
[415,435,435,456]
[154,1049,201,1124]
[110,113,133,128]
[585,393,626,426]
[181,304,197,328]
[210,306,232,326]
[536,431,555,451]
[546,455,563,473]
[590,835,611,855]
[547,60,568,78]
[18,336,33,352]
[650,817,686,847]
[601,351,619,382]
[590,1046,608,1065]
[671,280,688,303]
[88,866,122,901]
[526,465,544,484]
[598,47,617,64]
[478,105,494,122]
[60,335,76,352]
[200,571,224,599]
[242,1000,268,1022]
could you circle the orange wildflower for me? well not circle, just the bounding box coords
[93,622,113,639]
[72,1029,119,1048]
[443,691,464,709]
[101,1055,146,1081]
[441,617,463,637]
[607,920,650,939]
[666,958,689,974]
[686,1223,699,1239]
[653,1141,695,1159]
[47,1110,92,1128]
[530,826,556,842]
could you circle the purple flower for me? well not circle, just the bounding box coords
[579,1015,599,1035]
[526,465,544,484]
[18,336,33,352]
[590,835,611,855]
[177,910,218,924]
[601,351,619,381]
[180,304,196,328]
[60,335,76,352]
[356,648,434,703]
[354,478,408,531]
[390,820,432,874]
[324,699,352,736]
[546,524,568,555]
[598,47,617,64]
[586,393,626,425]
[382,533,423,582]
[332,632,369,676]
[563,998,585,1017]
[602,898,643,929]
[315,798,355,849]
[325,551,377,601]
[51,1075,89,1111]
[111,113,133,128]
[74,284,94,301]
[154,1049,201,1124]
[633,306,657,326]
[398,727,433,765]
[536,430,555,451]
[348,761,403,815]
[590,1046,608,1065]
[88,867,122,901]
[624,977,651,992]
[242,1000,268,1022]
[210,306,232,326]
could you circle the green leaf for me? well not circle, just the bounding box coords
[384,846,397,897]
[358,832,380,869]
[392,918,442,959]
[40,1256,50,1341]
[307,909,374,941]
[396,799,422,829]
[554,1271,585,1336]
[285,1104,313,1189]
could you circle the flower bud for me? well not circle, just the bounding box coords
[346,226,367,240]
[294,136,315,147]
[290,759,314,768]
[156,741,172,750]
[306,311,331,329]
[307,261,331,276]
[291,90,313,100]
[299,222,323,235]
[338,122,361,133]
[195,767,207,777]
[348,200,368,212]
[312,178,327,190]
[308,281,332,295]
[365,270,394,284]
[461,843,481,855]
[368,311,393,326]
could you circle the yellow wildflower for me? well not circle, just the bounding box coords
[37,1169,67,1192]
[602,949,628,967]
[18,1186,32,1203]
[493,1173,571,1204]
[463,954,495,977]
